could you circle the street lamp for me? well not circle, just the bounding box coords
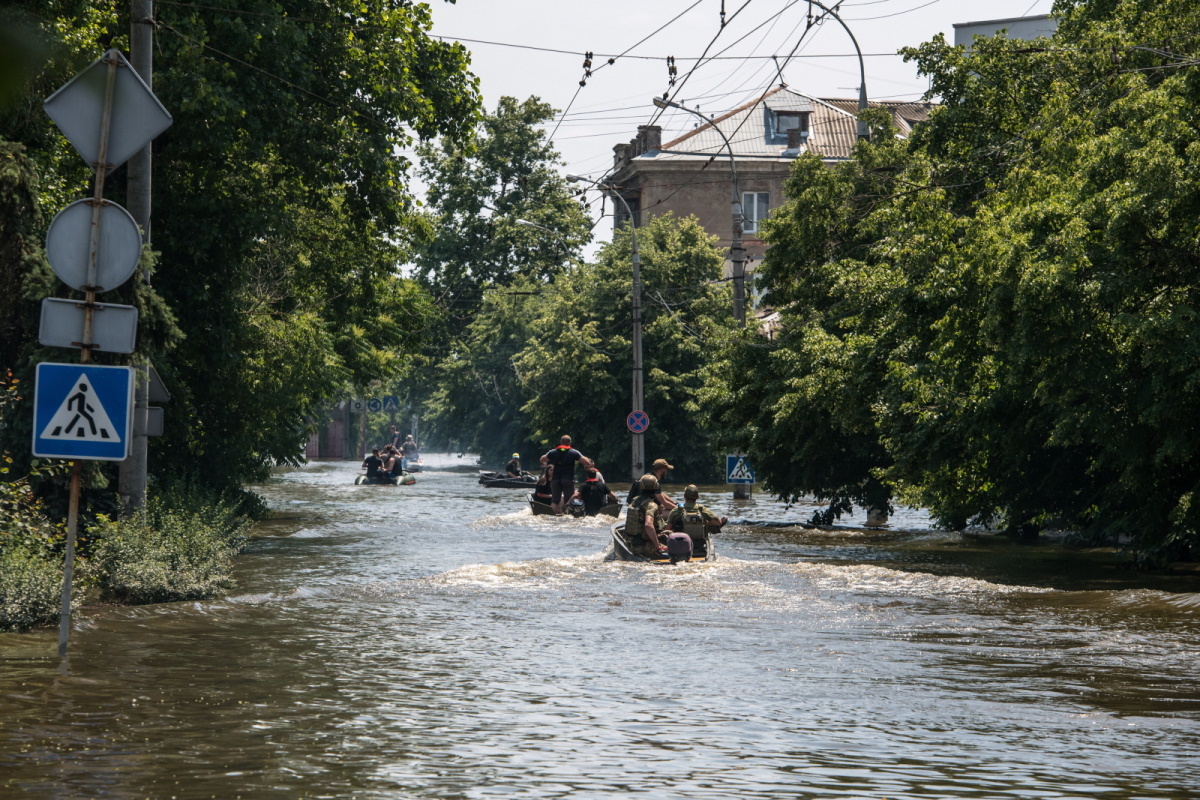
[565,174,645,482]
[804,0,870,140]
[653,96,746,326]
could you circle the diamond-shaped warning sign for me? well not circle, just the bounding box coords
[43,48,172,170]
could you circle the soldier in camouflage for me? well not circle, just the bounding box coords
[666,484,727,548]
[625,473,667,557]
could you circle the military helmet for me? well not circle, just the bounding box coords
[639,473,659,491]
[684,484,699,500]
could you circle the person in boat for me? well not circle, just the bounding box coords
[505,452,523,478]
[388,425,401,449]
[401,434,419,458]
[399,434,419,468]
[382,445,403,481]
[361,448,385,481]
[626,458,678,516]
[580,456,605,484]
[666,484,727,549]
[543,435,586,515]
[626,473,667,557]
[571,468,618,516]
[533,465,554,505]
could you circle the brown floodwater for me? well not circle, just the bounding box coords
[2,454,1199,799]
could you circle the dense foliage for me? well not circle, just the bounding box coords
[427,212,734,481]
[0,0,480,492]
[413,96,593,311]
[706,0,1200,560]
[410,95,594,454]
[89,488,252,604]
[0,371,72,632]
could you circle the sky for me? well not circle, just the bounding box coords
[424,0,1055,247]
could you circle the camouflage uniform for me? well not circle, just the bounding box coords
[666,501,721,545]
[625,495,665,556]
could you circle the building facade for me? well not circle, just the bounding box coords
[605,86,933,272]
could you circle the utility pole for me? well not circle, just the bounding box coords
[566,175,644,482]
[119,0,153,511]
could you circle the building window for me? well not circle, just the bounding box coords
[765,109,810,144]
[613,194,641,229]
[742,192,769,234]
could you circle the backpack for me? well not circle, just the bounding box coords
[677,506,707,539]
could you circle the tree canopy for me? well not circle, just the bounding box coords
[0,0,481,490]
[705,0,1200,560]
[427,212,734,480]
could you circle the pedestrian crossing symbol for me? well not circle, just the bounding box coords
[726,454,755,485]
[33,363,134,461]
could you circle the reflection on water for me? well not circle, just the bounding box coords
[2,455,1199,799]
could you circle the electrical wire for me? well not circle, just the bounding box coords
[548,0,707,142]
[843,0,943,21]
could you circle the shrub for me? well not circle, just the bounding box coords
[90,492,252,605]
[0,544,67,632]
[0,371,73,631]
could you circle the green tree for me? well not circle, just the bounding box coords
[516,213,733,483]
[422,277,540,463]
[700,115,909,522]
[0,0,482,491]
[707,0,1200,562]
[412,95,592,455]
[413,96,592,310]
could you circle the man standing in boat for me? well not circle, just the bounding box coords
[626,458,678,517]
[543,435,586,515]
[626,473,667,557]
[400,434,420,470]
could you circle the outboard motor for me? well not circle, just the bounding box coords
[665,532,693,564]
[568,498,586,518]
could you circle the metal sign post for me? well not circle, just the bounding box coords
[56,52,117,659]
[40,46,171,660]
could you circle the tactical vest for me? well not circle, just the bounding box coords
[625,496,659,540]
[679,505,707,539]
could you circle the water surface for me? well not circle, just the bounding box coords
[3,455,1198,799]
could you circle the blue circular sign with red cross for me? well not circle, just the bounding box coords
[626,410,650,434]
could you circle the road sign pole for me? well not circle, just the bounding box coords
[57,461,83,658]
[120,0,155,512]
[57,55,118,661]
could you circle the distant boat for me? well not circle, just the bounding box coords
[355,473,416,486]
[478,470,537,489]
[610,521,715,564]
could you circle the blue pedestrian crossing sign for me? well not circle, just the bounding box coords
[32,363,134,461]
[726,455,755,484]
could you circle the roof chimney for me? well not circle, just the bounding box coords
[614,142,630,170]
[637,125,661,154]
[783,126,807,157]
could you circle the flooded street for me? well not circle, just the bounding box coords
[3,454,1200,799]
